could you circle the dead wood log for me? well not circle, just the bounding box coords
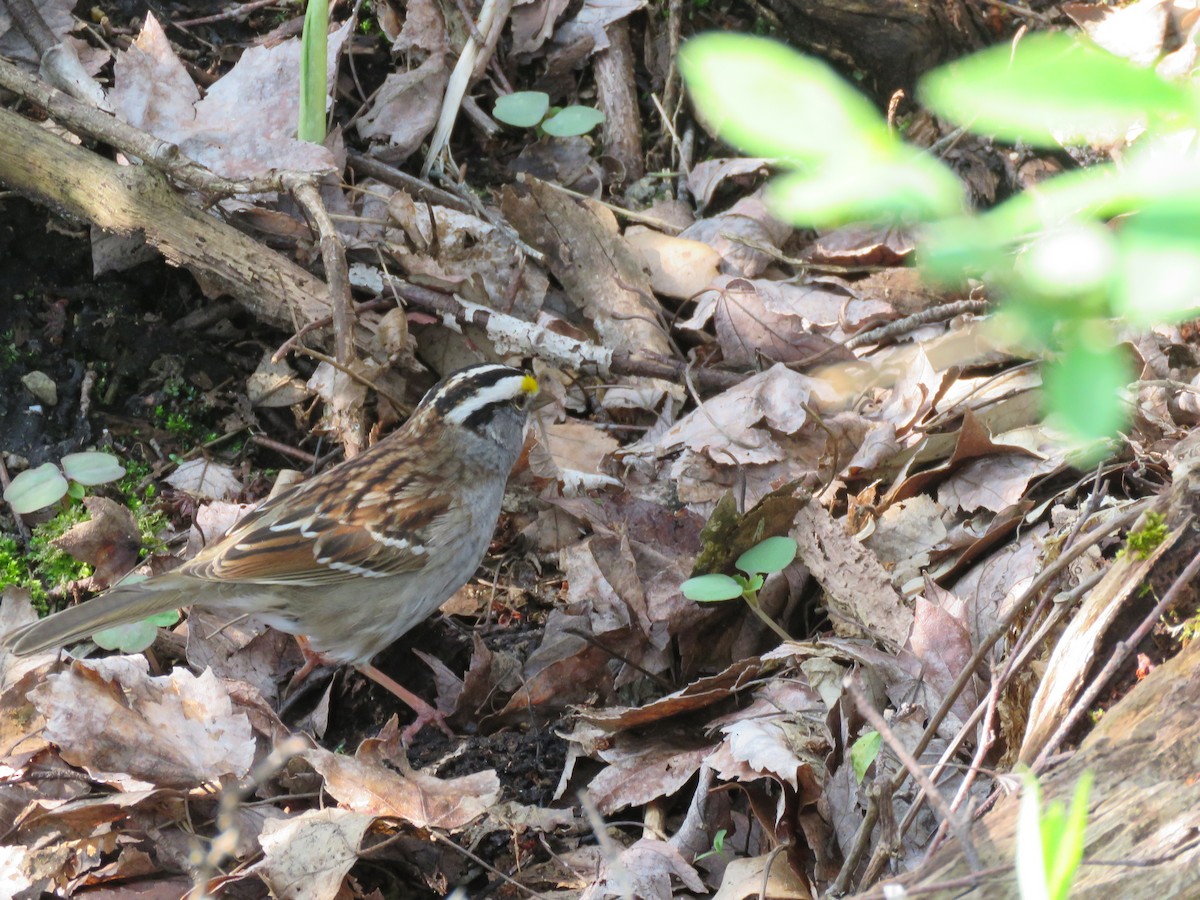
[0,103,372,348]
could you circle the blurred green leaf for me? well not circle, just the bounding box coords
[920,32,1194,147]
[679,33,894,162]
[767,150,963,226]
[4,463,68,514]
[542,105,605,136]
[92,619,159,653]
[494,91,550,128]
[1042,327,1132,449]
[1114,197,1200,324]
[681,573,744,601]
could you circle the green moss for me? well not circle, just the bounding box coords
[1123,511,1168,560]
[27,505,93,590]
[0,535,47,610]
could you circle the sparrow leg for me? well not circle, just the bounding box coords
[356,663,455,743]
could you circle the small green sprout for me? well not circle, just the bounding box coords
[493,90,606,137]
[298,0,329,143]
[850,730,882,783]
[694,828,728,863]
[3,452,126,514]
[681,536,798,641]
[1016,768,1092,900]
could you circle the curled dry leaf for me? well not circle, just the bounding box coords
[29,656,255,790]
[51,496,142,587]
[247,351,309,408]
[166,458,242,501]
[579,837,705,900]
[250,808,374,900]
[303,746,499,829]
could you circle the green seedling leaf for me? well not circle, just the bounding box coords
[494,91,550,127]
[147,610,182,627]
[92,619,159,654]
[542,105,606,136]
[679,33,895,163]
[920,32,1193,147]
[767,150,964,226]
[1042,326,1132,453]
[681,573,744,602]
[298,0,329,143]
[736,536,798,575]
[66,482,86,501]
[850,730,882,783]
[4,463,69,514]
[61,451,126,486]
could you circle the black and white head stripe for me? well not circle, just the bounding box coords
[427,364,539,426]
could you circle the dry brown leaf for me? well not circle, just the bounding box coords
[937,452,1061,515]
[633,364,835,466]
[588,741,710,813]
[247,351,310,408]
[166,458,242,501]
[680,276,858,367]
[806,224,915,267]
[51,496,141,587]
[511,0,574,55]
[109,14,345,178]
[303,746,499,829]
[711,854,813,900]
[529,420,621,493]
[864,495,948,591]
[687,158,772,210]
[624,226,722,300]
[30,657,255,790]
[792,504,912,649]
[250,808,373,900]
[579,837,705,900]
[679,195,790,277]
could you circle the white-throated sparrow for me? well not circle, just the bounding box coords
[2,363,539,736]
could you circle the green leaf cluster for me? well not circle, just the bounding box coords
[681,536,798,642]
[679,31,1200,455]
[494,91,606,137]
[3,452,126,514]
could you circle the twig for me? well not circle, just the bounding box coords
[174,0,280,27]
[286,176,356,368]
[189,735,310,900]
[844,299,991,349]
[845,674,982,873]
[385,278,743,389]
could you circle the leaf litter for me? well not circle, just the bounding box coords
[0,1,1198,898]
